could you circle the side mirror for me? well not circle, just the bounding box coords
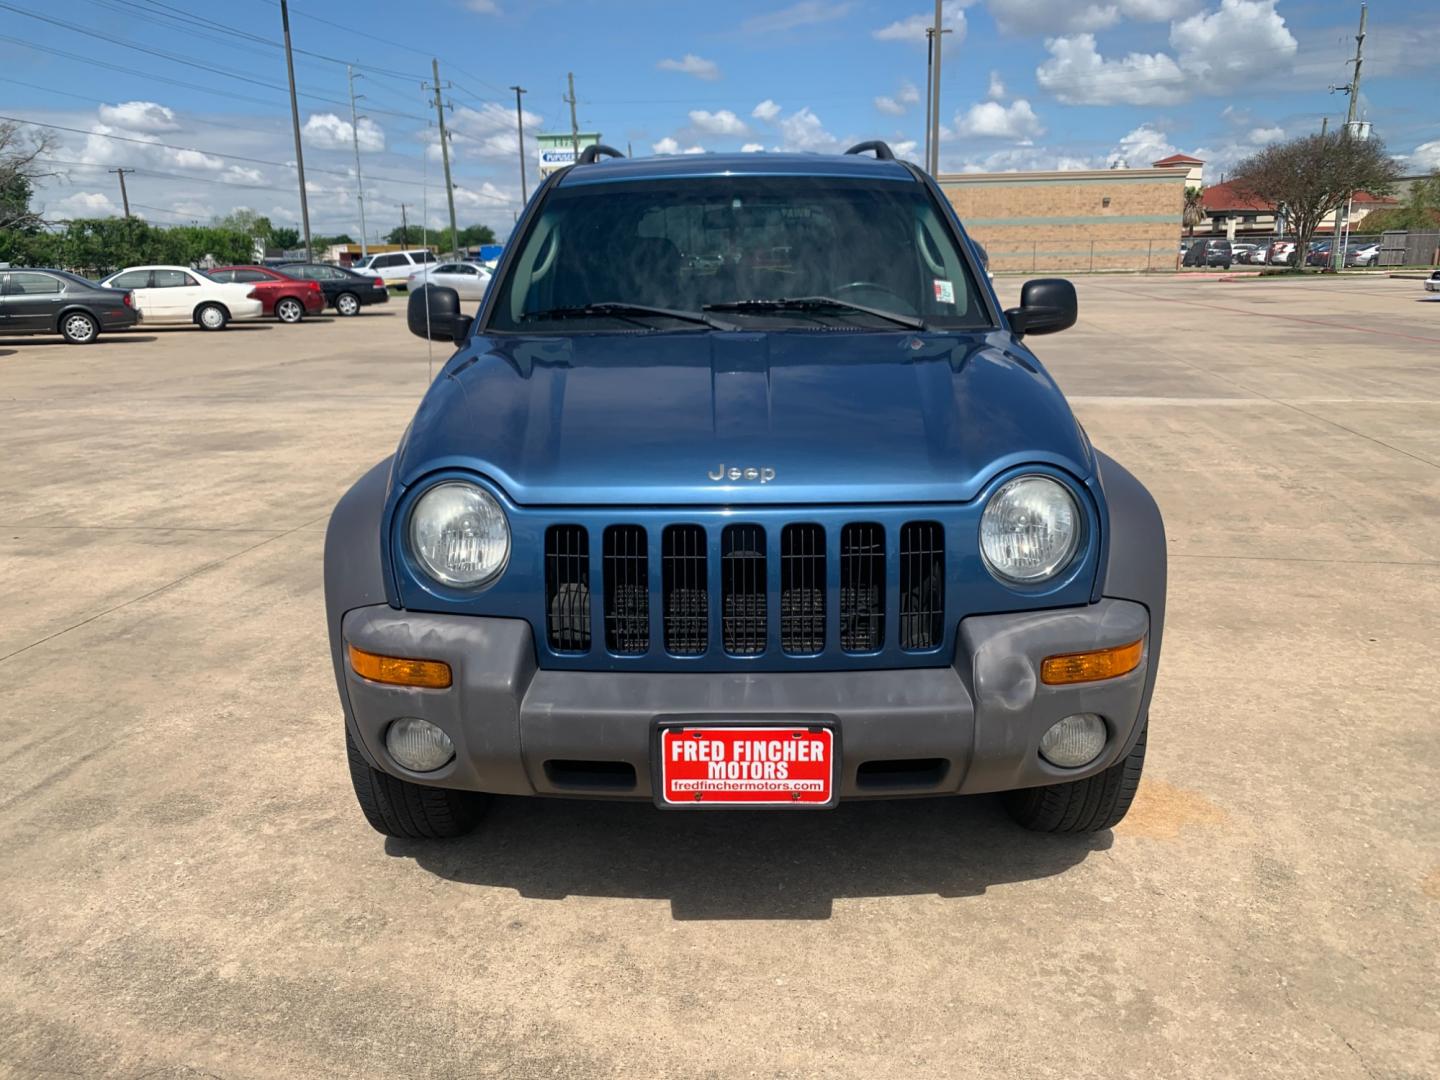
[407,284,473,344]
[1004,278,1077,337]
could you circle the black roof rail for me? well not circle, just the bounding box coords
[577,144,625,165]
[844,140,895,161]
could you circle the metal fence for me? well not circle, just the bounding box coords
[983,238,1182,274]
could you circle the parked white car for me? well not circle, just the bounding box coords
[98,265,263,330]
[351,249,437,288]
[404,261,493,299]
[1425,270,1440,293]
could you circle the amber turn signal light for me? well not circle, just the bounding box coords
[1040,639,1144,686]
[348,644,452,689]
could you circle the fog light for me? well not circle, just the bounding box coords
[1039,714,1107,768]
[386,717,455,772]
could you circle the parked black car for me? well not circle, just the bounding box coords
[0,268,140,343]
[275,263,390,316]
[1181,238,1233,268]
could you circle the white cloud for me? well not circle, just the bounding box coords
[223,166,266,185]
[874,95,906,116]
[425,102,543,162]
[1105,123,1176,168]
[1412,140,1440,171]
[986,71,1006,100]
[948,146,1096,173]
[657,54,721,81]
[899,81,921,106]
[1036,33,1187,105]
[302,113,385,152]
[873,1,967,46]
[463,0,501,11]
[987,0,1201,35]
[1247,125,1284,143]
[741,142,766,153]
[688,109,748,136]
[776,107,842,153]
[877,79,922,115]
[742,1,855,34]
[652,136,706,155]
[953,99,1044,139]
[892,139,919,159]
[752,99,782,122]
[52,191,120,218]
[97,101,179,132]
[1170,0,1296,80]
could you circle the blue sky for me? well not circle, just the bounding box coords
[4,0,1437,241]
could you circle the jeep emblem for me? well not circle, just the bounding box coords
[708,463,776,484]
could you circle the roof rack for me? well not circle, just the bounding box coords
[843,141,895,161]
[577,144,625,165]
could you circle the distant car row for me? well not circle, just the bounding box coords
[0,262,404,343]
[1181,238,1383,269]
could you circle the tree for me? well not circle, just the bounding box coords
[1230,131,1403,270]
[386,222,496,251]
[1182,186,1205,237]
[311,232,354,248]
[269,226,301,249]
[212,208,273,238]
[0,120,58,238]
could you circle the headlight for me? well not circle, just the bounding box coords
[409,481,510,587]
[979,475,1080,584]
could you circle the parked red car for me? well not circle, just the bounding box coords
[208,265,325,323]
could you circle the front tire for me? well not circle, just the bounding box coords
[197,303,228,331]
[1004,721,1147,833]
[335,292,360,316]
[275,297,305,323]
[346,727,487,839]
[60,311,98,344]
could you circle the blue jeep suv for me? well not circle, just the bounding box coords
[325,142,1165,838]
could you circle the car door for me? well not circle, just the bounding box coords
[105,269,155,317]
[449,264,487,299]
[3,271,69,331]
[151,268,205,319]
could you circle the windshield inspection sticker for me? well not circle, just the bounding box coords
[933,278,955,304]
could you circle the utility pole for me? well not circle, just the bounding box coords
[399,203,409,246]
[1344,2,1367,130]
[1320,116,1328,135]
[1331,3,1368,270]
[509,85,528,204]
[565,72,580,159]
[428,58,459,256]
[926,3,950,176]
[347,65,369,258]
[107,167,133,218]
[279,0,312,261]
[924,27,934,172]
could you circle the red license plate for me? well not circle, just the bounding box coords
[657,725,836,807]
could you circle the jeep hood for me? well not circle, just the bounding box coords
[395,331,1092,506]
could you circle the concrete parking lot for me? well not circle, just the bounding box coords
[1,277,1437,1079]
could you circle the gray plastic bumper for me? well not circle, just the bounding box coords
[339,599,1150,800]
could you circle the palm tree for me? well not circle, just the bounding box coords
[1183,186,1206,237]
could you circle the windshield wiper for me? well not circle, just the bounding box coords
[703,296,926,331]
[521,302,736,330]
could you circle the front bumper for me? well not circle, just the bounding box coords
[339,599,1151,801]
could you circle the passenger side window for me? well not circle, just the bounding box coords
[110,270,152,289]
[233,269,269,282]
[6,272,63,295]
[153,270,195,288]
[372,254,403,269]
[209,270,236,283]
[417,251,437,263]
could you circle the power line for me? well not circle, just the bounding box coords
[0,4,432,124]
[5,115,521,204]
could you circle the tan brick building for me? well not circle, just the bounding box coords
[937,165,1191,272]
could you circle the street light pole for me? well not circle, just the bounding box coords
[347,65,368,259]
[509,85,528,205]
[923,28,934,172]
[279,0,312,261]
[108,167,133,218]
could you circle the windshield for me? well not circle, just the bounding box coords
[488,175,989,332]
